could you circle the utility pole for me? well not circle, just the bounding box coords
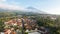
[21,18,24,34]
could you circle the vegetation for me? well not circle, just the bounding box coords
[0,12,60,34]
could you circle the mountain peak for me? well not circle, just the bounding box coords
[26,7,40,11]
[26,7,47,14]
[27,7,36,9]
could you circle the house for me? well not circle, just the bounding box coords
[4,18,37,30]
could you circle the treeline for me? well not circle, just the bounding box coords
[35,16,60,34]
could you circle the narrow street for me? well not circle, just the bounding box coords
[28,32,40,34]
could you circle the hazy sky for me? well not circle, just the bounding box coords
[0,0,60,14]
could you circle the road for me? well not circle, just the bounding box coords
[28,32,41,34]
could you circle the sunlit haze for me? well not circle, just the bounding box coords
[0,0,60,14]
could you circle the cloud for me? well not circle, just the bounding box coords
[47,8,60,14]
[0,3,25,10]
[0,0,7,2]
[0,0,26,10]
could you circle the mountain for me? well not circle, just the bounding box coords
[0,7,60,18]
[0,7,47,14]
[0,7,47,15]
[26,7,47,14]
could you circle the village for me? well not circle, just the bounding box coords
[1,16,48,34]
[4,17,37,34]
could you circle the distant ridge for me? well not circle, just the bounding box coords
[0,6,48,15]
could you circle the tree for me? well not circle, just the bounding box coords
[0,18,5,32]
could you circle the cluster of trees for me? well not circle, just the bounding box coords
[35,16,60,34]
